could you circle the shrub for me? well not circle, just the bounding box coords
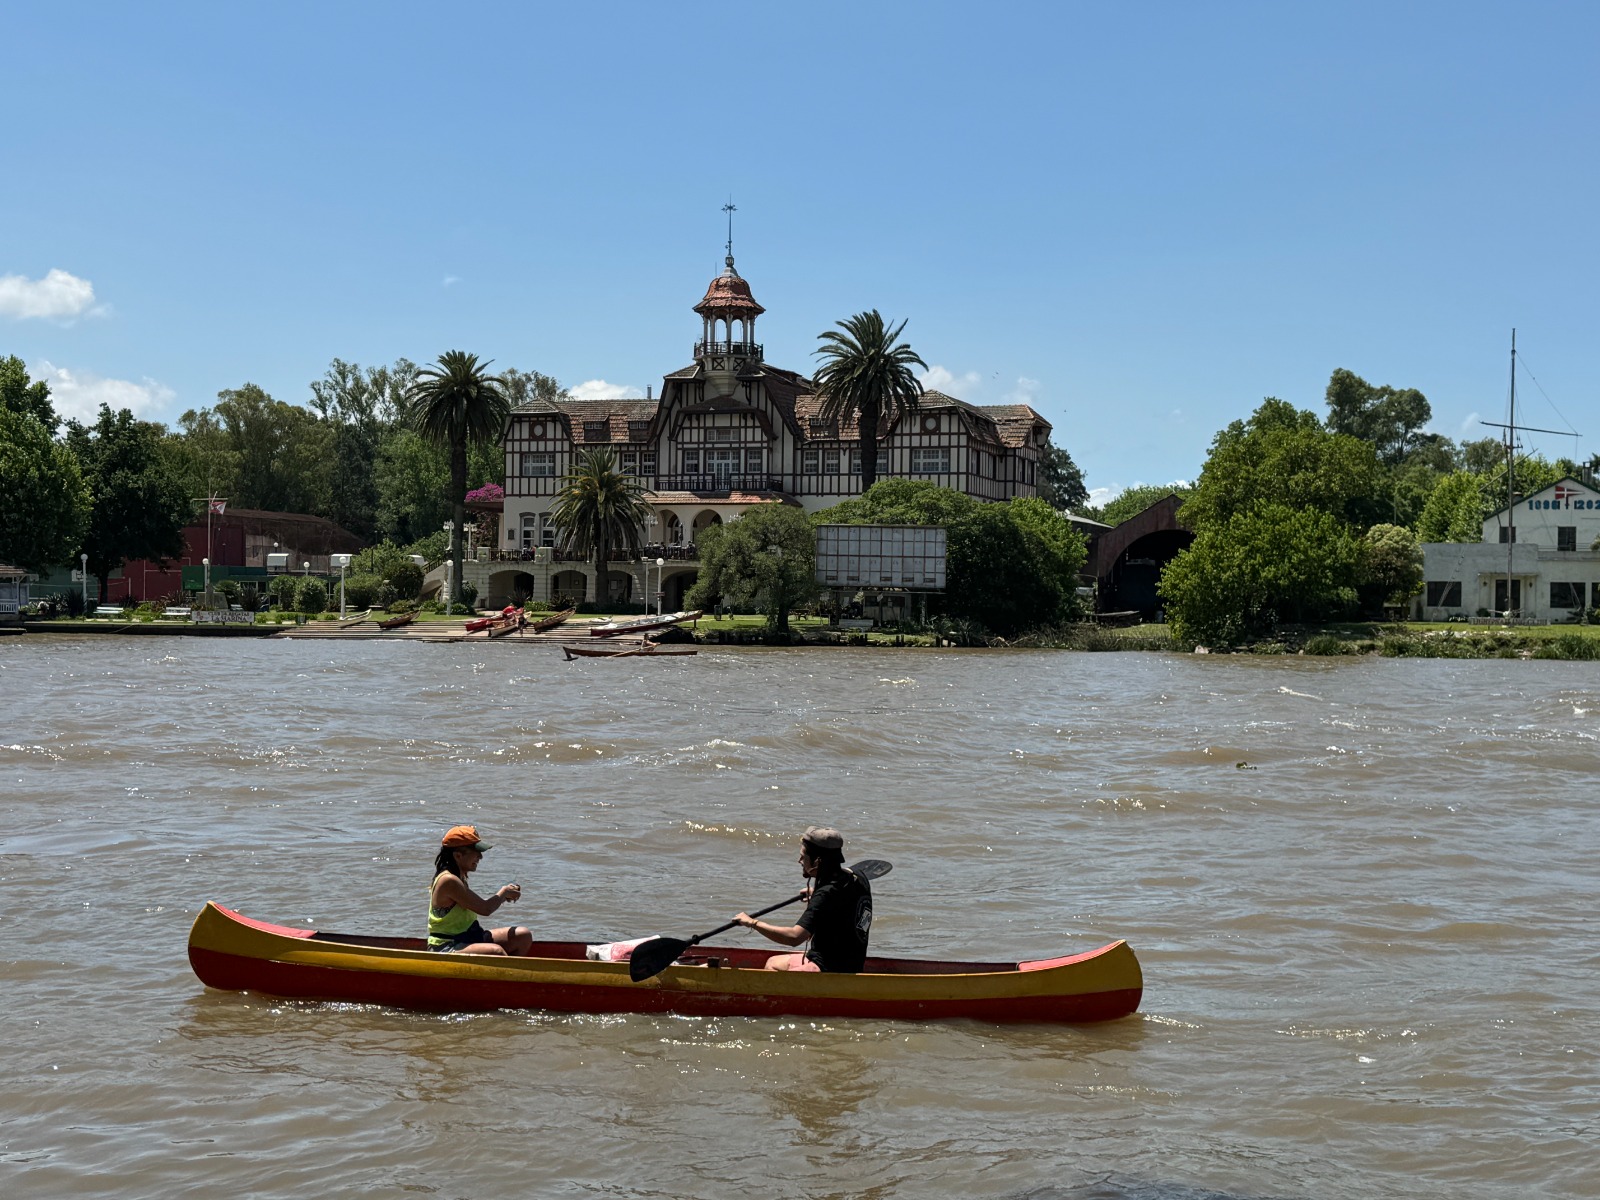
[269,574,299,609]
[457,580,478,610]
[296,577,328,614]
[387,561,423,600]
[450,602,473,616]
[215,579,242,603]
[1304,634,1354,656]
[342,573,383,610]
[523,599,551,614]
[387,599,418,615]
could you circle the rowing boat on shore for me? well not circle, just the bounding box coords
[527,607,575,632]
[187,902,1142,1023]
[376,611,416,630]
[588,610,701,637]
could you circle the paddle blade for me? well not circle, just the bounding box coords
[850,859,892,880]
[628,936,691,982]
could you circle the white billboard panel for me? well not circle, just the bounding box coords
[814,525,946,592]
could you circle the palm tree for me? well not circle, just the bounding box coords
[551,447,654,607]
[405,351,510,608]
[812,310,928,493]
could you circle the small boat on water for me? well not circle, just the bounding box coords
[377,611,416,630]
[527,607,575,633]
[589,610,701,638]
[564,642,698,660]
[187,903,1142,1023]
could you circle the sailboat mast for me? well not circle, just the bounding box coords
[1504,330,1516,617]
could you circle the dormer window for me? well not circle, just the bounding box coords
[584,421,610,442]
[627,420,650,441]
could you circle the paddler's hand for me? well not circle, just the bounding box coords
[498,883,521,904]
[734,912,755,929]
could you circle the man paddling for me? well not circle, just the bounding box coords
[734,826,873,972]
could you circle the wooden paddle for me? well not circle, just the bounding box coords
[627,858,892,982]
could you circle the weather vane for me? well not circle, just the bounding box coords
[722,198,736,265]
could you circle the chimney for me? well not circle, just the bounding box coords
[647,385,652,401]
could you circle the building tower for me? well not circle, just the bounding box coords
[693,210,765,390]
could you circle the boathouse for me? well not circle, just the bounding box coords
[1415,477,1600,622]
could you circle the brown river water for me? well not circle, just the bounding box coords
[1,636,1596,1199]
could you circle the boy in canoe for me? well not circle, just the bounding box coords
[735,826,873,972]
[428,825,534,955]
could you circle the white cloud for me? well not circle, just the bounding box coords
[31,360,176,425]
[1087,486,1117,507]
[0,269,99,320]
[1005,376,1042,405]
[569,379,645,401]
[920,365,981,397]
[442,275,461,287]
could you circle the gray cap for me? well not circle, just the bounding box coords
[803,825,844,851]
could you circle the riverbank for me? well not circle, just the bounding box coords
[16,614,1600,658]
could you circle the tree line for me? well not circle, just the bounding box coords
[1153,369,1596,646]
[1,353,555,599]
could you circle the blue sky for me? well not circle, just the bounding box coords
[5,2,1597,502]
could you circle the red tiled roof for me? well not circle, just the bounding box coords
[693,264,765,317]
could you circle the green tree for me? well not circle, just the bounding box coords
[1324,368,1433,466]
[65,405,191,600]
[0,406,90,572]
[812,310,927,492]
[374,428,452,543]
[162,407,241,504]
[1182,398,1382,531]
[1,354,60,435]
[404,351,510,600]
[309,358,415,541]
[1357,523,1424,614]
[686,504,819,631]
[1038,440,1089,512]
[211,383,334,514]
[1160,503,1359,646]
[1415,471,1486,542]
[550,447,652,605]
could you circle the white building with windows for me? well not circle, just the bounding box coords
[1415,477,1600,621]
[480,252,1051,608]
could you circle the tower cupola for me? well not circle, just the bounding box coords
[694,203,764,377]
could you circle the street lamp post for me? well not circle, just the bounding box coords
[202,557,211,607]
[80,552,88,613]
[655,556,665,614]
[443,521,455,610]
[338,559,347,619]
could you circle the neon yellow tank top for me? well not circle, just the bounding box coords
[428,872,478,945]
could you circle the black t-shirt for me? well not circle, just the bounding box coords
[796,870,873,972]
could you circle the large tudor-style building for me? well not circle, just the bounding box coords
[474,252,1051,609]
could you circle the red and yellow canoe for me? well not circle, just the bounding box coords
[188,903,1142,1024]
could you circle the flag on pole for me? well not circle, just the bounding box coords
[209,498,227,515]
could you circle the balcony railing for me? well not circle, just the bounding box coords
[693,340,763,360]
[654,473,784,495]
[490,544,701,564]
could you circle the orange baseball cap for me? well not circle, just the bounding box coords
[441,825,492,851]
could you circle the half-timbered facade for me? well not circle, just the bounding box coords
[486,253,1050,606]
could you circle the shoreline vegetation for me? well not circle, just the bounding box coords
[15,612,1600,659]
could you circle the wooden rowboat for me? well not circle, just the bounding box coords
[465,606,523,633]
[486,616,523,638]
[563,642,697,660]
[527,607,575,632]
[377,611,416,630]
[187,903,1142,1023]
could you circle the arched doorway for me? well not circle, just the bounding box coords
[485,569,538,608]
[663,570,698,611]
[691,510,722,552]
[551,570,588,606]
[662,511,684,547]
